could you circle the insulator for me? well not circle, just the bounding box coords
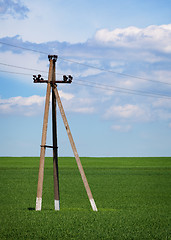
[63,75,68,82]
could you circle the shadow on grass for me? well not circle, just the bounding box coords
[27,207,55,211]
[28,207,35,211]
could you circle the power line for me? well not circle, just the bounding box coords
[59,57,171,86]
[0,62,48,74]
[0,40,171,86]
[0,62,63,76]
[0,41,47,55]
[0,69,49,79]
[0,69,32,76]
[73,81,171,100]
[74,78,171,98]
[1,67,171,99]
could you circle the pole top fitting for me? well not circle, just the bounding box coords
[48,55,58,62]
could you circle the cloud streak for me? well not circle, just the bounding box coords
[0,90,95,116]
[0,0,29,19]
[0,95,45,116]
[111,124,132,132]
[104,104,151,122]
[94,24,171,53]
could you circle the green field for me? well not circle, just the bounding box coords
[0,157,171,239]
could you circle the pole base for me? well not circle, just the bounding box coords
[36,197,42,211]
[54,200,60,210]
[90,198,98,211]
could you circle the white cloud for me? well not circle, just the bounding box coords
[0,0,29,19]
[61,95,96,114]
[150,70,171,85]
[0,89,95,116]
[72,107,95,114]
[78,68,102,78]
[151,99,171,121]
[152,99,171,108]
[111,124,131,132]
[153,109,171,121]
[104,99,171,125]
[0,90,74,116]
[0,95,45,116]
[58,90,74,100]
[104,104,151,122]
[0,95,44,106]
[95,24,171,53]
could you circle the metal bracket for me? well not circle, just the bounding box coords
[33,74,73,84]
[40,145,58,149]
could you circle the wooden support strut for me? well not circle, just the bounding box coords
[35,59,53,211]
[54,86,98,211]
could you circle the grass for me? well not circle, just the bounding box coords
[0,157,171,239]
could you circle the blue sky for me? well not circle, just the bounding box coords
[0,0,171,157]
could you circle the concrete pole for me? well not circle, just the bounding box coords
[35,59,53,211]
[54,86,98,211]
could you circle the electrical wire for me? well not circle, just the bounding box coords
[0,40,171,86]
[59,57,171,86]
[0,69,48,79]
[0,62,63,76]
[73,81,171,99]
[0,41,47,55]
[0,68,170,99]
[74,78,171,98]
[0,62,48,74]
[0,69,32,76]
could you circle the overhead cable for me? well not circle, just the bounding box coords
[0,40,170,86]
[0,41,47,55]
[73,81,171,100]
[59,57,171,86]
[0,62,63,76]
[74,78,171,98]
[0,68,171,100]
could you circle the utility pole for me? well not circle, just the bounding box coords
[33,55,98,211]
[52,56,60,210]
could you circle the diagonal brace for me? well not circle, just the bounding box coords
[54,85,98,211]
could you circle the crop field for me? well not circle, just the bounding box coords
[0,157,171,239]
